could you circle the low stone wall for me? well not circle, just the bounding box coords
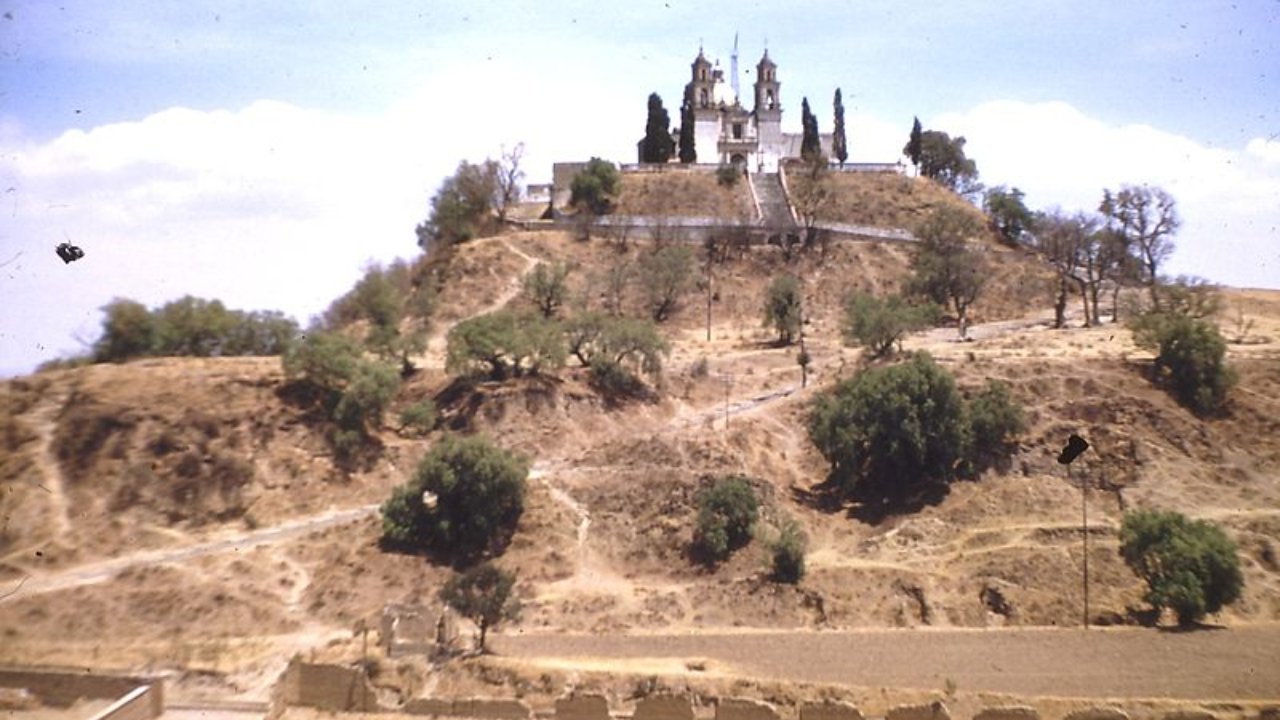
[85,685,159,720]
[556,693,611,720]
[885,701,951,720]
[973,707,1041,720]
[800,701,865,720]
[633,694,696,720]
[1063,709,1129,720]
[281,661,381,713]
[0,667,162,716]
[718,698,781,720]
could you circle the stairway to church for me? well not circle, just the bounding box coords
[751,172,797,229]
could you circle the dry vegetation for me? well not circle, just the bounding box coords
[616,171,755,219]
[1,171,1277,709]
[820,171,985,230]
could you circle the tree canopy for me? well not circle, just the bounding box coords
[832,88,848,166]
[983,186,1033,246]
[1101,184,1179,307]
[570,158,621,215]
[908,207,988,338]
[416,160,499,251]
[95,296,299,363]
[439,562,519,652]
[762,275,804,345]
[678,99,696,163]
[1120,510,1243,627]
[912,129,979,195]
[800,97,821,161]
[640,92,676,163]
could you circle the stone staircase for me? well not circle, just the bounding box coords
[750,172,797,230]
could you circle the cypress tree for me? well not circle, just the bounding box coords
[678,99,696,163]
[832,88,848,166]
[641,92,675,163]
[801,97,821,160]
[906,116,924,172]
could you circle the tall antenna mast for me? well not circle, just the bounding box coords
[730,32,740,100]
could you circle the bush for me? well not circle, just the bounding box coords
[692,476,759,564]
[1120,510,1243,627]
[808,353,970,503]
[967,380,1025,455]
[763,276,803,345]
[446,311,566,380]
[769,518,806,584]
[324,261,432,372]
[1132,314,1234,415]
[282,330,400,458]
[523,262,573,318]
[381,434,528,561]
[841,292,937,357]
[715,164,741,187]
[570,157,621,216]
[93,296,299,363]
[588,357,646,400]
[566,312,669,379]
[439,562,519,652]
[399,399,438,435]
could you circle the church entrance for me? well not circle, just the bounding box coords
[730,153,747,166]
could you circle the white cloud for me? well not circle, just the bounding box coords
[932,100,1280,288]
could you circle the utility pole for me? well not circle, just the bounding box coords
[705,245,713,342]
[1057,433,1091,629]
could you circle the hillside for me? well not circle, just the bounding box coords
[2,175,1278,709]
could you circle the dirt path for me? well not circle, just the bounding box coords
[28,385,72,541]
[0,504,377,603]
[493,625,1280,701]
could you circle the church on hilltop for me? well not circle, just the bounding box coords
[642,44,832,172]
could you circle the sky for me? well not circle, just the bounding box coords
[1,0,1278,377]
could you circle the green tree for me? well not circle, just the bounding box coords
[832,88,848,166]
[639,245,696,322]
[1131,313,1235,415]
[1120,510,1243,627]
[983,186,1033,246]
[762,276,803,345]
[446,311,566,380]
[913,129,979,195]
[808,353,970,503]
[641,92,676,163]
[382,434,528,561]
[399,399,437,436]
[324,261,432,374]
[570,157,621,216]
[152,296,236,356]
[439,563,520,652]
[94,298,156,362]
[564,312,669,378]
[800,97,821,161]
[692,476,760,564]
[967,380,1025,456]
[841,292,937,358]
[905,116,924,173]
[678,100,696,164]
[523,262,573,318]
[908,207,987,338]
[283,330,401,458]
[416,159,499,251]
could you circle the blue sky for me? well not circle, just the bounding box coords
[2,0,1278,376]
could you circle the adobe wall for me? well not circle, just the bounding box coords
[885,701,951,720]
[973,707,1041,720]
[555,693,611,720]
[800,701,865,720]
[718,698,782,720]
[1063,709,1129,720]
[633,694,696,720]
[0,667,160,711]
[281,661,382,713]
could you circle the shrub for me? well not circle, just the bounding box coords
[523,262,573,318]
[439,562,519,652]
[762,276,803,345]
[324,261,432,372]
[282,330,401,458]
[967,380,1025,455]
[381,434,528,561]
[570,157,621,215]
[841,292,937,358]
[93,296,299,363]
[692,476,759,564]
[769,518,806,584]
[808,353,970,503]
[1120,510,1243,627]
[1132,314,1234,415]
[94,299,156,362]
[399,399,438,435]
[715,164,741,187]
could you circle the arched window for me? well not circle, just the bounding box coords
[766,90,775,110]
[700,68,707,81]
[700,89,709,107]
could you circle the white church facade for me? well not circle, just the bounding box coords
[645,47,832,172]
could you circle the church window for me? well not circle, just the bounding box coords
[700,68,707,81]
[766,90,775,109]
[700,89,709,107]
[733,123,743,139]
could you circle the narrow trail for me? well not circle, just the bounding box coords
[420,237,541,366]
[27,385,73,542]
[0,504,377,604]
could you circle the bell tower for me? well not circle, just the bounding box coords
[753,50,783,168]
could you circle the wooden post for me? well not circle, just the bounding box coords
[1081,462,1090,629]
